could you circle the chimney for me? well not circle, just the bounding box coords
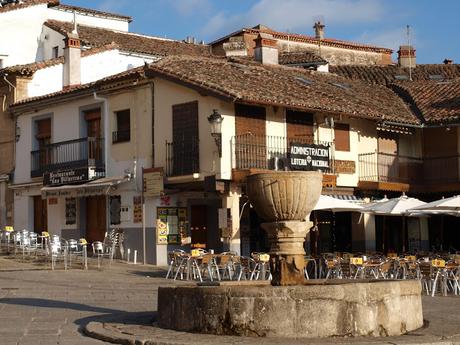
[313,21,325,40]
[254,33,278,65]
[397,45,416,68]
[443,58,453,65]
[63,31,81,88]
[223,36,248,57]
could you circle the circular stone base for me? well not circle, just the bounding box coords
[158,280,423,338]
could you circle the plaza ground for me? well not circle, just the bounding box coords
[0,255,459,345]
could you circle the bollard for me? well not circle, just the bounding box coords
[134,250,137,265]
[126,248,131,263]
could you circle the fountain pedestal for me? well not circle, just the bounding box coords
[262,220,312,285]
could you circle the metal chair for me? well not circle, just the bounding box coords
[49,238,68,270]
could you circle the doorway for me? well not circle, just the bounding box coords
[86,196,106,242]
[33,196,47,234]
[190,205,207,249]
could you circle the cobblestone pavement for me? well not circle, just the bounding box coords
[1,254,459,345]
[0,254,178,345]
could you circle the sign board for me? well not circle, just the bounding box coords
[289,143,330,172]
[44,167,105,187]
[143,168,164,197]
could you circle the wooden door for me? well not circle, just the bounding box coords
[33,196,47,234]
[86,196,106,242]
[190,205,207,249]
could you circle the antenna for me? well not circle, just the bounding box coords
[72,10,78,34]
[406,25,412,81]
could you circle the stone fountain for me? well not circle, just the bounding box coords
[158,171,423,338]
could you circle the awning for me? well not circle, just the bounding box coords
[41,176,130,198]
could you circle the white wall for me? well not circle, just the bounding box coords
[47,7,129,32]
[0,4,130,67]
[26,50,153,99]
[0,5,49,67]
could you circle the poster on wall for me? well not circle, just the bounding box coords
[110,196,121,225]
[65,198,76,225]
[156,207,188,245]
[133,196,142,223]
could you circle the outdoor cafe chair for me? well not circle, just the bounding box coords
[49,238,68,270]
[68,239,88,269]
[235,256,258,281]
[304,256,318,280]
[215,252,236,280]
[198,253,219,281]
[324,257,342,279]
[165,250,186,279]
[250,252,271,280]
[92,241,113,269]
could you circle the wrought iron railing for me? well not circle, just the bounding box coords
[31,137,104,177]
[358,152,459,184]
[112,130,130,143]
[165,137,199,177]
[231,134,332,172]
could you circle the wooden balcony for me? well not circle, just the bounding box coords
[31,137,104,178]
[358,152,460,192]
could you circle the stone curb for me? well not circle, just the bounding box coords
[83,321,460,345]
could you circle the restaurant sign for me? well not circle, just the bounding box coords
[289,143,330,172]
[44,167,105,187]
[44,168,88,186]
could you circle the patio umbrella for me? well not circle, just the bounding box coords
[409,195,460,212]
[313,195,363,212]
[361,195,426,253]
[408,196,460,251]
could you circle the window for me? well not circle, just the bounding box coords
[65,198,77,225]
[52,46,59,59]
[334,123,350,151]
[112,109,130,143]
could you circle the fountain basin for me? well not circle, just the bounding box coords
[158,280,423,338]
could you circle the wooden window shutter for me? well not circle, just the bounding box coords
[35,118,51,139]
[334,123,350,151]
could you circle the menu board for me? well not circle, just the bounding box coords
[156,207,188,245]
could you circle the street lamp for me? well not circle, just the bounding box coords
[207,109,224,157]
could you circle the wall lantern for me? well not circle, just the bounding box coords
[207,109,224,157]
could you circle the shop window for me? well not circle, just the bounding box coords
[112,109,131,143]
[334,123,350,152]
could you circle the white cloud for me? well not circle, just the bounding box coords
[201,0,385,39]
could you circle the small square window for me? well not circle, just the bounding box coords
[112,109,130,143]
[52,46,59,59]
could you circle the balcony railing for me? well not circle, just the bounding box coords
[231,134,331,172]
[166,137,199,177]
[358,152,460,185]
[31,137,104,178]
[112,130,130,143]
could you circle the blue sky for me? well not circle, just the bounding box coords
[65,0,460,64]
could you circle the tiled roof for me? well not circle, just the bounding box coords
[390,80,460,124]
[44,20,212,57]
[11,67,145,108]
[0,0,58,13]
[279,51,327,66]
[210,25,393,54]
[145,55,416,124]
[0,43,119,77]
[54,4,132,21]
[330,64,460,85]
